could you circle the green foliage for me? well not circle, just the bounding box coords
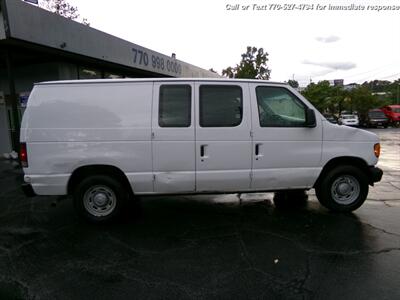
[301,81,343,113]
[346,86,380,115]
[359,78,400,105]
[287,79,299,88]
[208,68,218,74]
[39,0,89,25]
[222,46,271,80]
[362,80,391,93]
[301,79,399,115]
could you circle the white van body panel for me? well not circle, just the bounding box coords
[151,82,196,193]
[194,81,253,191]
[249,83,323,190]
[21,82,153,195]
[20,78,380,197]
[321,121,379,166]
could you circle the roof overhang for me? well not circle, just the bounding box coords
[0,0,219,78]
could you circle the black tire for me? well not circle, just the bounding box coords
[73,175,128,223]
[383,124,388,128]
[273,189,308,210]
[315,165,368,212]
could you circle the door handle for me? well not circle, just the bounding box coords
[200,144,208,158]
[255,143,263,160]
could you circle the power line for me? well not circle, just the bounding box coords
[377,73,400,80]
[343,63,394,79]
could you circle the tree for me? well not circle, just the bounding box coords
[301,80,385,116]
[301,80,340,113]
[209,68,218,74]
[361,80,391,93]
[39,0,89,25]
[347,86,381,116]
[363,78,400,105]
[287,79,299,88]
[222,46,271,80]
[388,79,400,104]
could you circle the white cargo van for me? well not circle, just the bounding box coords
[20,79,382,222]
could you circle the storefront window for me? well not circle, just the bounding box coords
[78,67,101,79]
[104,72,124,79]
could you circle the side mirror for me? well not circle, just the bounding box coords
[305,108,316,127]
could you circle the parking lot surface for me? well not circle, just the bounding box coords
[0,128,399,299]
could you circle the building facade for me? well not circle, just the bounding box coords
[0,0,218,153]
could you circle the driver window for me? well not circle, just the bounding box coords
[256,86,306,127]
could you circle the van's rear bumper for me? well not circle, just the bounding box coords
[22,183,36,197]
[369,167,383,184]
[23,174,69,195]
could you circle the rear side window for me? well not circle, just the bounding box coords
[199,85,243,127]
[159,85,191,127]
[256,86,306,127]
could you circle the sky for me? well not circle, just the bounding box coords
[55,0,400,86]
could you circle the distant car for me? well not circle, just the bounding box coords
[360,109,389,128]
[323,114,338,124]
[338,114,359,127]
[381,105,400,127]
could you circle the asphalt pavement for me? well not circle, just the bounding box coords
[0,128,399,299]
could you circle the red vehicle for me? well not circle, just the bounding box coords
[381,105,400,127]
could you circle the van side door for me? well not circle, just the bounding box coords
[250,84,323,190]
[195,82,252,191]
[152,82,195,193]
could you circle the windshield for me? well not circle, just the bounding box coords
[393,108,400,113]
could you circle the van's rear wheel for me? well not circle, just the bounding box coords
[316,165,368,212]
[74,175,127,223]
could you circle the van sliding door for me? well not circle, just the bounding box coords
[195,82,252,191]
[152,82,195,193]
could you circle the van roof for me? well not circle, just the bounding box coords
[36,78,288,86]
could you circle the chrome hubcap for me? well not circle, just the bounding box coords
[331,175,360,205]
[83,185,116,217]
[337,182,351,195]
[93,193,108,206]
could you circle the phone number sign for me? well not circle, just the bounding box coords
[131,47,182,76]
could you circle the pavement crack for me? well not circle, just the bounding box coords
[71,262,203,298]
[298,255,311,291]
[361,222,400,238]
[245,228,400,256]
[388,182,400,190]
[382,201,393,208]
[235,231,253,268]
[104,233,197,256]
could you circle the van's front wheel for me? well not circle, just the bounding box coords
[74,175,127,223]
[316,165,368,212]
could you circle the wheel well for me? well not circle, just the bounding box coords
[67,165,133,196]
[314,157,370,188]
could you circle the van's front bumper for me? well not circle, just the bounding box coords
[369,167,383,185]
[22,183,36,197]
